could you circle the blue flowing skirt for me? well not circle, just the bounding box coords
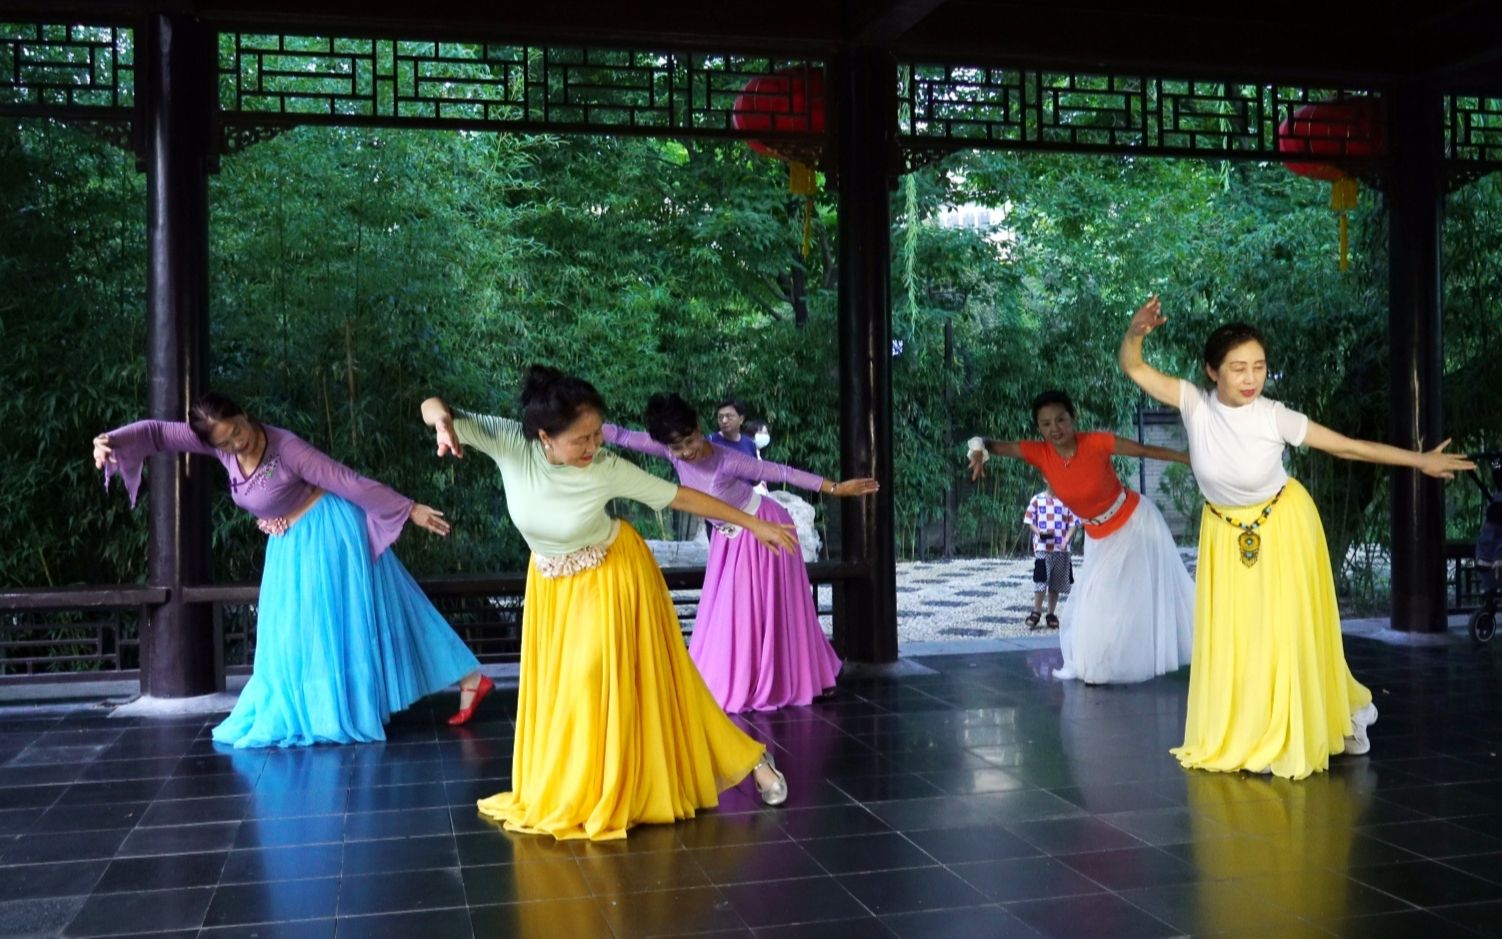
[212,494,479,748]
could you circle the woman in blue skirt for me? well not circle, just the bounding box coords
[93,392,490,747]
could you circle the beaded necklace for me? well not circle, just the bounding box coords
[1205,485,1286,568]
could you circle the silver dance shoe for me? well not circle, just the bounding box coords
[753,751,788,806]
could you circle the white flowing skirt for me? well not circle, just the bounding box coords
[1057,497,1194,684]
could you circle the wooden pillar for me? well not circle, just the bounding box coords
[830,47,899,663]
[140,12,218,695]
[1386,81,1447,633]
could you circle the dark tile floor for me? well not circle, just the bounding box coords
[2,636,1502,938]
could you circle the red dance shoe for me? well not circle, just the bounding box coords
[448,674,494,726]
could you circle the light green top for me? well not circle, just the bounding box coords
[453,409,678,556]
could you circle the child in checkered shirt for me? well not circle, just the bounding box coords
[1025,487,1077,629]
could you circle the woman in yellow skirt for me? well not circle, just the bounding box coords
[421,366,798,840]
[1120,297,1473,779]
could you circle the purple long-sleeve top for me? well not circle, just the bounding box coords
[602,424,825,511]
[101,420,415,560]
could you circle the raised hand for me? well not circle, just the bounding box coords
[410,504,452,536]
[1420,439,1476,480]
[1127,295,1167,338]
[92,434,115,470]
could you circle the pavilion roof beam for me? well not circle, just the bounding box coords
[894,1,1406,85]
[0,1,852,53]
[850,0,951,46]
[1412,7,1502,84]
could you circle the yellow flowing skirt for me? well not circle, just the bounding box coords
[1173,478,1373,780]
[477,523,766,841]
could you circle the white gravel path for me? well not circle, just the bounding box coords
[647,539,1199,643]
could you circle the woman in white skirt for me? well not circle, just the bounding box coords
[968,390,1195,683]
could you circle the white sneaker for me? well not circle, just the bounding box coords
[1343,702,1378,756]
[1052,666,1077,680]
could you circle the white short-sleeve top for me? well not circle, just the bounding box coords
[1177,379,1310,507]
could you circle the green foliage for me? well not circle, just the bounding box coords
[4,114,1499,612]
[0,121,146,587]
[907,149,1489,601]
[1442,173,1502,539]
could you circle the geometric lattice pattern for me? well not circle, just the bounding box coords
[216,591,527,670]
[0,606,141,676]
[8,18,1502,180]
[897,63,1381,164]
[0,21,133,117]
[220,33,824,142]
[1447,95,1502,169]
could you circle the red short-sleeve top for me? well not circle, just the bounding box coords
[1017,432,1139,539]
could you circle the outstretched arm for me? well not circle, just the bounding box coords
[669,486,799,555]
[1119,295,1182,408]
[1303,423,1475,479]
[1114,435,1191,465]
[278,435,450,547]
[93,420,219,508]
[967,436,1025,481]
[423,397,529,467]
[716,444,878,497]
[421,397,463,459]
[601,423,673,461]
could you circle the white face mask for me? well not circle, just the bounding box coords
[753,432,771,450]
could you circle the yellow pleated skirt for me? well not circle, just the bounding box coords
[1173,478,1373,780]
[477,522,766,841]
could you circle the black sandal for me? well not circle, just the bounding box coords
[1045,614,1060,629]
[1025,611,1042,629]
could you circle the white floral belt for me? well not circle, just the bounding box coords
[533,520,621,578]
[1081,488,1129,527]
[709,490,762,539]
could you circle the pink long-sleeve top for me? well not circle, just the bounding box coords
[101,420,415,560]
[602,424,825,511]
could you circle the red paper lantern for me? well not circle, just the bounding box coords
[731,67,825,161]
[732,67,826,257]
[1277,96,1384,181]
[1276,96,1384,272]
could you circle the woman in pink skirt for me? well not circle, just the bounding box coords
[605,393,878,712]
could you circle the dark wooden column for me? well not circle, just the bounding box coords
[140,12,218,695]
[1386,81,1447,633]
[831,47,899,663]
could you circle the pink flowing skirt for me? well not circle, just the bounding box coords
[688,497,842,712]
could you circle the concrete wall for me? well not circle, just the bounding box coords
[1136,408,1194,541]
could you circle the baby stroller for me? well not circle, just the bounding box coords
[1466,452,1502,645]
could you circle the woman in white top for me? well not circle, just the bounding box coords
[1120,296,1472,779]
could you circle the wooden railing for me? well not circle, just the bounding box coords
[0,564,862,686]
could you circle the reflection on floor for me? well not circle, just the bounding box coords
[1,636,1501,937]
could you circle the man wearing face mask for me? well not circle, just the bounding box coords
[746,420,772,502]
[744,420,772,460]
[744,419,824,565]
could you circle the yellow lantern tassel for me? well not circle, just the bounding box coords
[1331,176,1358,272]
[789,161,816,259]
